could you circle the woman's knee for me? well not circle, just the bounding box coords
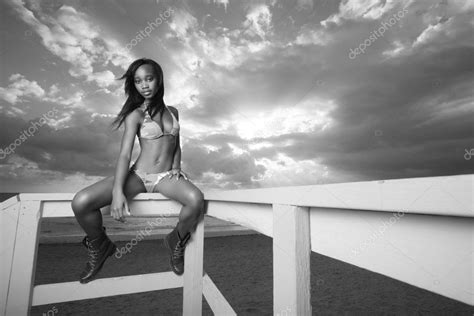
[71,190,92,214]
[186,189,204,212]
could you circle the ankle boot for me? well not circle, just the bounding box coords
[163,226,191,275]
[79,227,117,284]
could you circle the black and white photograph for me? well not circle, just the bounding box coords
[1,0,473,314]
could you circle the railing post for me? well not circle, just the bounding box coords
[1,201,20,316]
[273,204,312,315]
[183,207,205,316]
[5,201,42,316]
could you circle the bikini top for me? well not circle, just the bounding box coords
[137,104,180,139]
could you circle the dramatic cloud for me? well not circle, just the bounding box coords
[0,74,45,105]
[6,0,134,87]
[0,0,472,193]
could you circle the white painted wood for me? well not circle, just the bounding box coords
[18,193,166,201]
[0,195,19,210]
[0,202,20,316]
[18,193,75,201]
[32,272,183,306]
[205,174,473,217]
[273,204,312,315]
[206,202,273,237]
[40,200,77,217]
[21,173,474,218]
[107,200,182,216]
[308,207,474,305]
[202,273,236,316]
[2,174,471,312]
[5,201,42,316]
[40,200,182,217]
[183,212,205,316]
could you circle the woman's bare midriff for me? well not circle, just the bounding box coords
[134,136,177,173]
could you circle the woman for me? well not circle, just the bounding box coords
[71,58,204,283]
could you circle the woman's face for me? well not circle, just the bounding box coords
[134,64,159,100]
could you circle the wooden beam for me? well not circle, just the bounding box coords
[273,204,311,316]
[309,208,474,306]
[0,201,20,316]
[40,200,182,218]
[205,174,474,217]
[183,210,205,316]
[0,195,19,210]
[32,272,183,306]
[17,174,473,217]
[202,273,236,315]
[5,201,42,316]
[206,202,273,237]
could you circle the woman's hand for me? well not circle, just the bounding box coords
[111,191,130,222]
[168,168,188,181]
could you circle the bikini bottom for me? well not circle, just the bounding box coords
[129,163,171,193]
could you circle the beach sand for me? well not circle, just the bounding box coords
[39,216,255,243]
[31,235,473,315]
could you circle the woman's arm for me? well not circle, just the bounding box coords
[171,107,181,169]
[113,110,140,193]
[169,107,187,180]
[172,134,182,169]
[111,110,141,220]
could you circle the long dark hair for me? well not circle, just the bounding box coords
[111,58,166,129]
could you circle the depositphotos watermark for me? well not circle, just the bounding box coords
[275,306,292,316]
[115,217,165,258]
[464,148,474,160]
[351,211,405,257]
[0,107,60,160]
[349,6,409,59]
[125,7,174,51]
[42,306,58,316]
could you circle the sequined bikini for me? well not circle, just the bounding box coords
[138,103,179,139]
[129,104,181,193]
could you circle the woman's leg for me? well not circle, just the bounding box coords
[71,169,147,283]
[71,170,146,238]
[154,175,204,236]
[155,175,204,275]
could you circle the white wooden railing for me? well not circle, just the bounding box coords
[1,174,473,315]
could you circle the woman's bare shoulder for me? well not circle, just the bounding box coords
[125,107,144,125]
[167,105,179,117]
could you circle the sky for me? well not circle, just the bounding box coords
[0,0,473,193]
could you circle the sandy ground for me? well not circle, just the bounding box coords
[31,235,473,315]
[39,216,255,243]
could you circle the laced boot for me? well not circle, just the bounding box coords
[79,227,117,284]
[163,226,191,275]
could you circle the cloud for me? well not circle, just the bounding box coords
[44,90,85,108]
[163,6,281,110]
[6,0,133,88]
[382,1,474,58]
[321,0,406,27]
[0,73,86,119]
[1,0,472,193]
[183,141,266,189]
[0,108,123,175]
[166,5,275,71]
[203,0,229,12]
[0,74,45,104]
[294,26,332,46]
[242,4,272,39]
[167,7,199,41]
[0,155,105,193]
[230,98,335,140]
[87,70,117,89]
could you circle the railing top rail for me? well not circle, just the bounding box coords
[2,174,472,217]
[205,174,473,217]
